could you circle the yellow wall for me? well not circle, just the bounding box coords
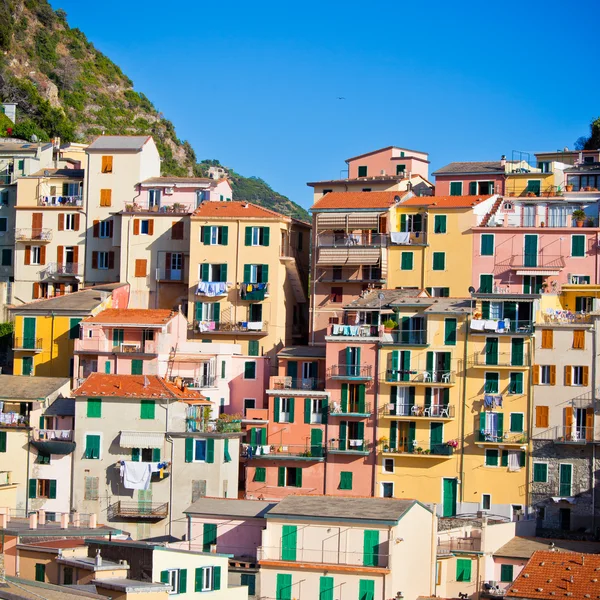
[17,549,59,584]
[506,173,555,197]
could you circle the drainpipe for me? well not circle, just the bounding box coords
[372,343,380,497]
[430,503,438,596]
[25,427,31,516]
[525,337,534,517]
[459,315,469,506]
[165,399,174,538]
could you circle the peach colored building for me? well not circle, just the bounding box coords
[346,145,430,180]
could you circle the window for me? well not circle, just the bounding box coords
[572,235,586,257]
[87,398,102,418]
[148,189,161,208]
[533,462,548,483]
[527,180,541,196]
[101,156,113,173]
[383,458,394,473]
[444,318,457,346]
[485,449,499,467]
[68,317,81,340]
[509,372,523,395]
[100,189,112,207]
[1,248,11,266]
[584,156,595,164]
[35,563,45,582]
[194,566,221,592]
[135,259,147,277]
[456,558,472,582]
[64,214,75,231]
[432,252,445,270]
[0,431,6,452]
[0,190,8,205]
[358,166,368,177]
[401,251,413,270]
[98,252,109,269]
[381,482,393,497]
[339,471,353,490]
[434,215,447,233]
[573,330,585,349]
[248,340,259,356]
[253,467,266,482]
[140,400,155,419]
[330,287,343,303]
[450,182,463,196]
[278,397,293,423]
[99,221,111,238]
[278,466,302,487]
[482,494,491,511]
[192,439,208,462]
[244,361,256,379]
[84,434,101,459]
[537,365,552,386]
[309,398,323,424]
[0,217,7,233]
[481,234,494,256]
[484,372,499,393]
[199,263,228,283]
[243,263,268,283]
[429,287,450,297]
[245,226,270,246]
[541,329,553,349]
[31,246,41,265]
[510,412,524,433]
[201,225,228,245]
[243,399,256,416]
[36,453,50,464]
[162,569,186,595]
[568,365,588,386]
[84,476,99,500]
[500,564,514,583]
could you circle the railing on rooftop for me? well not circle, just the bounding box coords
[538,309,592,325]
[317,232,388,248]
[382,403,455,418]
[38,195,83,207]
[470,319,533,334]
[317,267,384,283]
[381,442,455,456]
[269,376,324,391]
[15,228,52,242]
[381,330,428,345]
[107,501,168,520]
[257,545,389,568]
[477,429,528,444]
[122,201,194,213]
[534,425,592,443]
[242,443,325,459]
[192,319,268,333]
[327,324,379,338]
[437,537,482,554]
[329,438,371,453]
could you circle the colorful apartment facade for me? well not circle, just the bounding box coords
[187,201,310,358]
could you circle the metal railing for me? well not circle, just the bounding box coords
[317,232,388,248]
[509,254,566,269]
[538,309,593,325]
[386,369,455,384]
[194,319,268,333]
[269,376,324,391]
[469,353,530,367]
[477,430,528,443]
[0,412,29,426]
[389,230,428,245]
[469,319,533,334]
[242,444,325,459]
[329,364,373,378]
[122,201,194,213]
[156,268,186,282]
[38,195,83,207]
[381,442,454,456]
[112,341,159,354]
[481,582,509,596]
[39,262,83,278]
[437,537,482,553]
[383,403,455,418]
[33,429,73,442]
[381,330,428,345]
[13,337,43,350]
[329,439,370,452]
[329,402,372,415]
[257,545,389,568]
[239,282,269,301]
[188,375,217,389]
[534,426,592,443]
[317,267,384,283]
[328,324,379,337]
[107,501,168,520]
[15,228,52,242]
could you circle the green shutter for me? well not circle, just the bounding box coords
[358,384,366,413]
[497,412,504,437]
[274,397,280,423]
[140,400,155,419]
[500,564,514,583]
[389,421,397,449]
[224,439,231,462]
[444,318,457,345]
[572,235,586,257]
[363,530,379,566]
[202,226,210,245]
[408,421,416,448]
[244,361,255,379]
[559,463,573,496]
[213,566,221,590]
[35,563,45,582]
[212,302,220,323]
[433,252,445,270]
[304,398,311,423]
[161,570,170,584]
[276,574,292,600]
[469,181,477,195]
[243,264,251,282]
[69,317,82,339]
[501,450,508,467]
[49,479,57,499]
[481,234,494,256]
[434,215,447,233]
[179,569,187,593]
[401,351,411,381]
[486,449,499,466]
[319,576,334,600]
[248,340,259,356]
[450,182,462,196]
[358,579,375,600]
[0,431,6,452]
[261,264,269,282]
[278,466,285,487]
[131,359,143,375]
[195,302,203,321]
[262,227,270,246]
[220,264,227,282]
[480,274,493,293]
[282,525,298,560]
[132,448,140,462]
[85,435,100,459]
[456,558,472,582]
[29,479,37,498]
[245,226,252,246]
[221,226,228,245]
[401,252,413,270]
[509,372,523,394]
[195,567,202,592]
[87,398,102,418]
[288,397,295,423]
[206,439,215,463]
[203,523,217,552]
[295,467,302,487]
[254,467,266,482]
[152,448,160,461]
[511,338,524,366]
[520,451,526,467]
[481,301,490,319]
[201,263,209,281]
[533,463,548,482]
[185,438,193,462]
[339,421,347,450]
[340,471,353,490]
[341,384,348,412]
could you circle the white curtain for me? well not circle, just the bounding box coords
[508,451,520,472]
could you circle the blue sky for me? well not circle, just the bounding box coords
[50,0,600,209]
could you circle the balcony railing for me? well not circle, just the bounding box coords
[33,429,73,441]
[13,337,43,351]
[193,320,268,334]
[329,439,371,453]
[534,426,592,443]
[112,341,159,354]
[15,228,52,242]
[328,324,379,338]
[157,269,187,283]
[39,262,83,278]
[389,230,428,245]
[381,330,428,345]
[317,233,388,248]
[469,353,530,367]
[470,319,533,334]
[239,282,270,301]
[481,582,508,597]
[123,201,193,213]
[437,537,481,554]
[242,443,325,459]
[257,545,389,568]
[329,364,373,379]
[477,429,528,444]
[509,254,566,270]
[38,195,83,207]
[0,412,29,427]
[381,443,455,456]
[383,403,455,418]
[329,402,371,416]
[269,376,324,391]
[317,268,384,283]
[538,309,593,325]
[386,369,455,384]
[107,501,168,520]
[188,375,217,389]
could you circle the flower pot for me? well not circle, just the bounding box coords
[577,220,584,228]
[566,185,573,192]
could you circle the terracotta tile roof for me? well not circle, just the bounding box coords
[506,550,600,600]
[400,194,494,208]
[73,374,205,400]
[312,191,408,210]
[192,201,290,220]
[84,309,177,325]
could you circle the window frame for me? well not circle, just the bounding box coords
[481,493,492,511]
[380,481,394,498]
[167,569,181,595]
[432,251,445,271]
[533,461,548,483]
[382,458,394,474]
[244,361,257,380]
[449,181,463,196]
[193,439,208,463]
[98,251,109,270]
[31,245,41,265]
[571,234,586,258]
[485,449,499,467]
[480,233,495,256]
[99,221,111,238]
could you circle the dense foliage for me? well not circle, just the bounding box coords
[574,117,600,151]
[0,0,309,220]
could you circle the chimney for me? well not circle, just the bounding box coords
[500,155,507,168]
[38,510,46,525]
[0,512,7,528]
[72,512,80,528]
[60,513,69,529]
[95,549,102,567]
[89,513,97,529]
[29,512,38,530]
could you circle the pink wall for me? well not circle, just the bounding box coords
[435,174,505,196]
[229,356,269,415]
[490,557,526,589]
[472,228,600,291]
[245,462,324,499]
[110,284,130,308]
[347,148,429,179]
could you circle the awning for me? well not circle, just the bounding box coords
[317,248,380,265]
[516,269,561,276]
[551,496,576,504]
[317,213,381,230]
[120,431,164,449]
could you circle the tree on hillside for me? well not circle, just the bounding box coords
[575,117,600,150]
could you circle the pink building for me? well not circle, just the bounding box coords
[432,159,506,196]
[346,145,430,180]
[472,196,600,294]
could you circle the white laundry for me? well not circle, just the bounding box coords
[122,461,151,490]
[390,231,410,244]
[470,319,485,331]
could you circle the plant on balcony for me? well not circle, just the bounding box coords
[573,208,586,227]
[300,450,312,457]
[382,319,397,332]
[216,412,242,432]
[566,184,574,192]
[171,202,185,213]
[586,218,595,227]
[446,439,459,448]
[423,449,431,454]
[415,446,423,454]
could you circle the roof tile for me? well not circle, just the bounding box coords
[400,194,494,208]
[312,191,408,210]
[192,201,290,220]
[84,309,177,325]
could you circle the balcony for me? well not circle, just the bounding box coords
[329,402,372,417]
[477,429,528,445]
[317,232,388,248]
[107,501,168,521]
[327,324,379,338]
[534,425,592,444]
[382,403,455,419]
[268,376,325,393]
[327,439,371,455]
[0,411,29,427]
[317,267,384,284]
[242,443,325,461]
[38,195,83,207]
[538,309,593,325]
[187,375,217,389]
[381,330,428,345]
[15,228,52,242]
[157,269,187,283]
[469,353,530,368]
[39,263,83,279]
[122,201,193,213]
[381,443,455,457]
[185,410,242,433]
[13,337,43,351]
[329,364,372,381]
[112,341,159,355]
[437,537,482,555]
[470,319,533,335]
[389,230,427,246]
[193,320,268,336]
[481,582,508,597]
[257,545,389,569]
[508,254,566,273]
[386,369,455,385]
[31,429,76,455]
[239,283,269,301]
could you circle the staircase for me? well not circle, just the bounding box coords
[479,197,504,227]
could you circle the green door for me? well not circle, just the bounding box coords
[319,576,334,600]
[276,574,292,600]
[281,525,297,561]
[485,338,498,365]
[524,235,538,267]
[310,427,323,458]
[363,530,379,567]
[23,317,36,349]
[430,422,443,450]
[443,478,457,517]
[131,359,143,375]
[511,339,524,366]
[359,579,375,600]
[22,356,33,376]
[559,464,572,497]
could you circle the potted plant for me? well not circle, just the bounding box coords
[587,217,595,227]
[382,318,397,333]
[415,446,423,454]
[573,208,586,227]
[566,183,574,192]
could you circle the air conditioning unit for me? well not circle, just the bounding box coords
[164,187,174,195]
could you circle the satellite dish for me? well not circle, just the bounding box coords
[31,134,38,142]
[468,286,476,294]
[378,292,385,301]
[43,170,50,176]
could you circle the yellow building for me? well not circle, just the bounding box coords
[505,169,558,198]
[9,283,129,377]
[389,195,499,297]
[187,201,310,359]
[376,296,470,516]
